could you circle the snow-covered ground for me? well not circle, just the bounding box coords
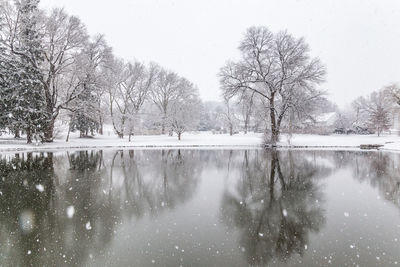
[279,134,400,149]
[0,131,263,152]
[1,130,400,152]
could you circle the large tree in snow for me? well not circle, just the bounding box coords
[1,3,89,142]
[0,0,48,143]
[219,26,326,145]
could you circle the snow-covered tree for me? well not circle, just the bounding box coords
[106,58,156,140]
[168,79,202,140]
[198,101,222,131]
[0,0,48,143]
[356,90,392,136]
[219,26,326,145]
[333,110,352,130]
[150,66,181,134]
[351,97,368,129]
[216,98,239,136]
[40,9,88,141]
[384,83,400,106]
[2,4,89,142]
[66,35,112,140]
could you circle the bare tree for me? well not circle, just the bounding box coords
[149,66,182,134]
[85,35,113,135]
[356,90,392,136]
[168,79,201,140]
[219,26,326,145]
[351,96,368,129]
[106,58,156,140]
[384,83,400,106]
[217,97,238,136]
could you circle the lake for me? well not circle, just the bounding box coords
[0,149,399,266]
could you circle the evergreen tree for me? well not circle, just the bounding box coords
[0,0,48,143]
[68,83,100,138]
[0,51,16,133]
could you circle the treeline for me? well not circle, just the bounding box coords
[0,0,201,143]
[333,84,400,136]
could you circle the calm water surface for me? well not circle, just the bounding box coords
[0,149,400,266]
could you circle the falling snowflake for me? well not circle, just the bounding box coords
[66,206,75,218]
[35,184,44,192]
[282,209,288,217]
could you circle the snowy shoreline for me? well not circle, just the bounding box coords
[1,132,400,153]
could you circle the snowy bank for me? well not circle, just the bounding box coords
[278,134,399,149]
[0,132,263,152]
[2,131,400,152]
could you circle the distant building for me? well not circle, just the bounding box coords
[314,112,337,128]
[303,112,337,134]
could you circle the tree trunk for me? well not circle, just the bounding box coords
[66,124,71,142]
[99,124,103,135]
[244,115,249,134]
[99,115,103,135]
[229,125,233,136]
[26,128,32,144]
[269,150,277,199]
[162,111,167,134]
[111,116,124,138]
[44,119,55,142]
[161,121,165,135]
[269,97,279,146]
[178,132,181,140]
[113,123,124,138]
[14,128,20,138]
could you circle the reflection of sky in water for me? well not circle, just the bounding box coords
[0,150,399,266]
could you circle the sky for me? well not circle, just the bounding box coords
[39,0,400,107]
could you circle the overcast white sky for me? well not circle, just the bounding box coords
[40,0,400,107]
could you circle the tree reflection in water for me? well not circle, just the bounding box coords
[2,149,400,266]
[0,152,56,266]
[333,151,400,211]
[0,149,201,266]
[220,150,331,266]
